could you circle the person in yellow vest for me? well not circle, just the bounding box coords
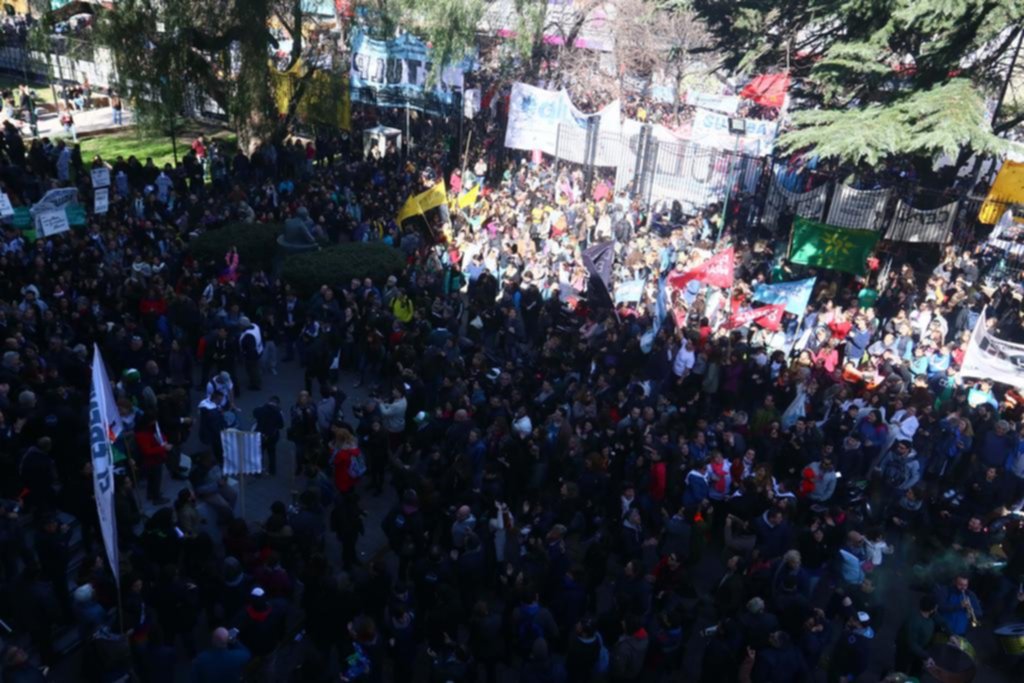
[392,289,414,324]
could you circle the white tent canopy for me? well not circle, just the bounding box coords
[363,125,403,158]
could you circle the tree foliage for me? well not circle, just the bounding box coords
[693,0,1024,165]
[99,0,331,150]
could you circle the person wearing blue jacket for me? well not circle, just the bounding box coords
[934,575,982,637]
[191,627,251,683]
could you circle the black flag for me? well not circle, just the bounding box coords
[582,241,615,309]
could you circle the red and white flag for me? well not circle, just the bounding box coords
[727,303,786,331]
[667,247,735,290]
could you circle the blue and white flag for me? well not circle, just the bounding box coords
[90,346,122,587]
[614,277,646,304]
[753,277,816,316]
[221,429,263,476]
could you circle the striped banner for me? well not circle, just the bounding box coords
[221,429,263,476]
[827,185,891,230]
[885,199,957,243]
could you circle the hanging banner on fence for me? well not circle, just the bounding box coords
[0,192,13,218]
[349,29,466,114]
[761,176,828,228]
[885,199,956,243]
[94,187,109,215]
[959,309,1024,388]
[978,160,1024,224]
[35,209,70,237]
[91,167,110,188]
[505,82,620,158]
[689,108,777,157]
[826,185,890,230]
[685,91,739,114]
[984,210,1024,259]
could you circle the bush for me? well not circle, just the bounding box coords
[281,242,408,296]
[189,222,282,272]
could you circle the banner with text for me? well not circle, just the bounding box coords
[689,108,777,157]
[885,199,956,243]
[505,82,621,158]
[761,176,828,229]
[826,185,891,231]
[959,309,1024,388]
[349,30,466,114]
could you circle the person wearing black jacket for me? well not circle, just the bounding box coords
[253,396,285,476]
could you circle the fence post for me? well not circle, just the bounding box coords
[583,116,599,196]
[630,124,651,201]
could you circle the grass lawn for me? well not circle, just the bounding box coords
[0,73,56,106]
[79,128,238,167]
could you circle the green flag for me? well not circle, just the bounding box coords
[789,217,879,275]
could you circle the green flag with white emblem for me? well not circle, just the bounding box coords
[789,217,879,275]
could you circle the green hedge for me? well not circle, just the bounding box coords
[189,222,283,272]
[281,242,408,295]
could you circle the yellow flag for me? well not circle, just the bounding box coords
[395,180,448,224]
[396,196,421,224]
[979,160,1024,224]
[457,184,480,209]
[415,180,447,213]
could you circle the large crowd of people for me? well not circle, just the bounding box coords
[0,89,1021,683]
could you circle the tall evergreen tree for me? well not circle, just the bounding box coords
[693,0,1024,166]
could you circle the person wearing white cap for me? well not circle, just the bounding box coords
[830,610,875,683]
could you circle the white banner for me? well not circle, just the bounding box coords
[89,346,122,588]
[504,82,620,157]
[826,185,890,230]
[685,91,739,114]
[761,177,829,228]
[94,187,109,215]
[984,210,1024,259]
[464,88,481,119]
[35,210,70,237]
[885,199,956,243]
[91,167,110,188]
[959,309,1024,388]
[221,428,263,476]
[0,192,12,218]
[32,187,78,214]
[689,107,777,157]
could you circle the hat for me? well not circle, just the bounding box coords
[239,316,251,327]
[857,611,871,623]
[217,371,231,383]
[250,586,266,598]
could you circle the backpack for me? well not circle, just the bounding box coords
[882,456,907,488]
[348,450,367,478]
[594,632,610,674]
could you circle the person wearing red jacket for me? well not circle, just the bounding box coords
[330,424,363,496]
[649,450,667,503]
[135,415,172,504]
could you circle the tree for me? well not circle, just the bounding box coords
[693,0,1024,168]
[99,0,336,152]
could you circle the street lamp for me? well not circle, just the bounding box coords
[716,116,747,247]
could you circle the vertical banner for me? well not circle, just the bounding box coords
[91,167,111,188]
[94,187,109,215]
[221,429,263,476]
[0,192,13,218]
[89,346,122,587]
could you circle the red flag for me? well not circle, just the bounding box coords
[740,74,790,109]
[667,248,735,290]
[727,304,786,331]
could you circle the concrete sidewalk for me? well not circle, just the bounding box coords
[2,103,134,139]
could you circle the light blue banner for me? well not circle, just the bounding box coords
[752,277,816,316]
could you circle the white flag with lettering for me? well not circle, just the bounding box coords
[89,346,122,587]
